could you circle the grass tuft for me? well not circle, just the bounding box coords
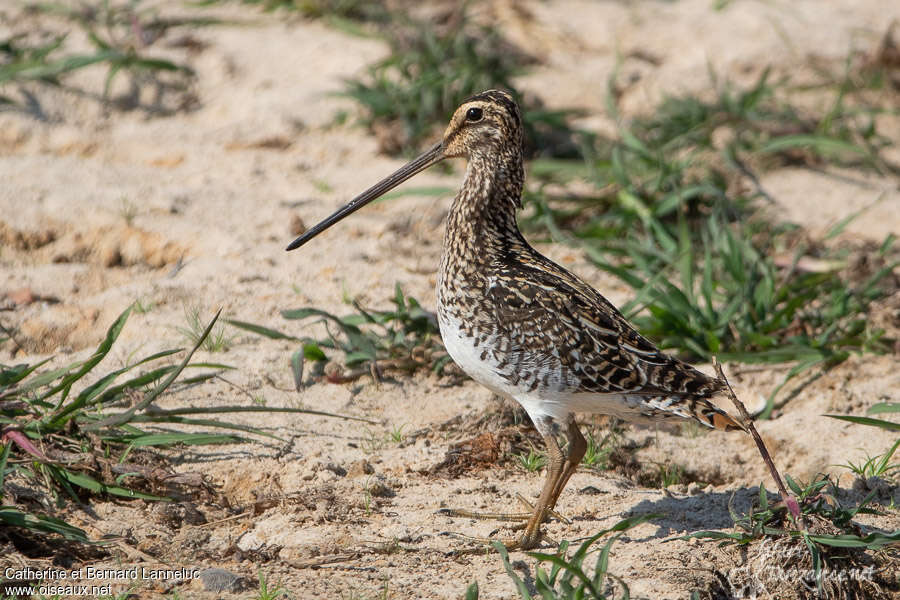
[515,448,547,473]
[341,4,582,157]
[1,1,200,110]
[256,570,289,600]
[828,402,900,483]
[208,0,386,22]
[524,62,899,415]
[1,305,372,552]
[679,475,899,598]
[469,515,657,599]
[228,284,458,386]
[580,425,621,470]
[178,305,235,352]
[839,439,900,481]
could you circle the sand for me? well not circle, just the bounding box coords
[2,1,898,598]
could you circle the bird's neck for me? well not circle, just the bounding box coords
[437,151,529,313]
[443,152,525,255]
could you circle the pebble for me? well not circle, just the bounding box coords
[198,568,247,593]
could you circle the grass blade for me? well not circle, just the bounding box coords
[119,432,242,447]
[47,465,168,501]
[0,506,91,542]
[83,309,223,431]
[867,402,900,415]
[226,319,299,340]
[39,305,133,411]
[807,530,900,548]
[0,441,10,496]
[142,405,378,424]
[492,541,533,600]
[824,414,900,432]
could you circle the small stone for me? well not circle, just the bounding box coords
[324,361,344,382]
[198,568,247,593]
[7,287,36,306]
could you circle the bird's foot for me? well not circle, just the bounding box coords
[440,529,548,552]
[436,493,569,524]
[437,493,563,552]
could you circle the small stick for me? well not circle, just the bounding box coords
[712,357,804,528]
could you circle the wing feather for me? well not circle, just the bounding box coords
[487,254,722,398]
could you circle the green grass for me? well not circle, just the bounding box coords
[515,448,547,473]
[388,423,406,444]
[828,402,900,481]
[1,306,229,543]
[1,305,372,549]
[826,401,900,433]
[675,400,900,597]
[255,570,289,600]
[680,475,900,596]
[228,284,454,386]
[1,1,200,109]
[117,197,140,226]
[341,4,581,157]
[131,297,155,314]
[178,305,235,352]
[205,0,386,21]
[465,515,656,599]
[839,440,900,481]
[655,462,685,489]
[580,426,620,470]
[589,209,894,416]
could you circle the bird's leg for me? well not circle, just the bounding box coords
[516,415,587,549]
[517,425,566,549]
[548,415,587,510]
[437,429,567,524]
[438,418,570,549]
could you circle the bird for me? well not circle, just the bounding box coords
[286,89,744,549]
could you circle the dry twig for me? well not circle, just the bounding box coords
[713,357,804,528]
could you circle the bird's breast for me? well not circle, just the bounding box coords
[436,284,573,399]
[437,307,510,395]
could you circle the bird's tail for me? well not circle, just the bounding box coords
[631,394,745,432]
[692,396,745,432]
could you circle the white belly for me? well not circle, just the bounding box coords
[437,311,511,397]
[437,309,580,424]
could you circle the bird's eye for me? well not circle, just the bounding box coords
[465,107,483,122]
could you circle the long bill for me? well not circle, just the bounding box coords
[286,141,445,251]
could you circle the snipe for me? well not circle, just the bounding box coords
[287,90,743,549]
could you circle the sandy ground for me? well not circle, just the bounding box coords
[2,1,899,598]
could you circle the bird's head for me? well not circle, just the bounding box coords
[440,90,524,161]
[285,89,523,251]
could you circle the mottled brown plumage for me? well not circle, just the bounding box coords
[287,89,742,549]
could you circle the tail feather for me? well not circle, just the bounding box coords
[632,394,745,432]
[709,407,745,432]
